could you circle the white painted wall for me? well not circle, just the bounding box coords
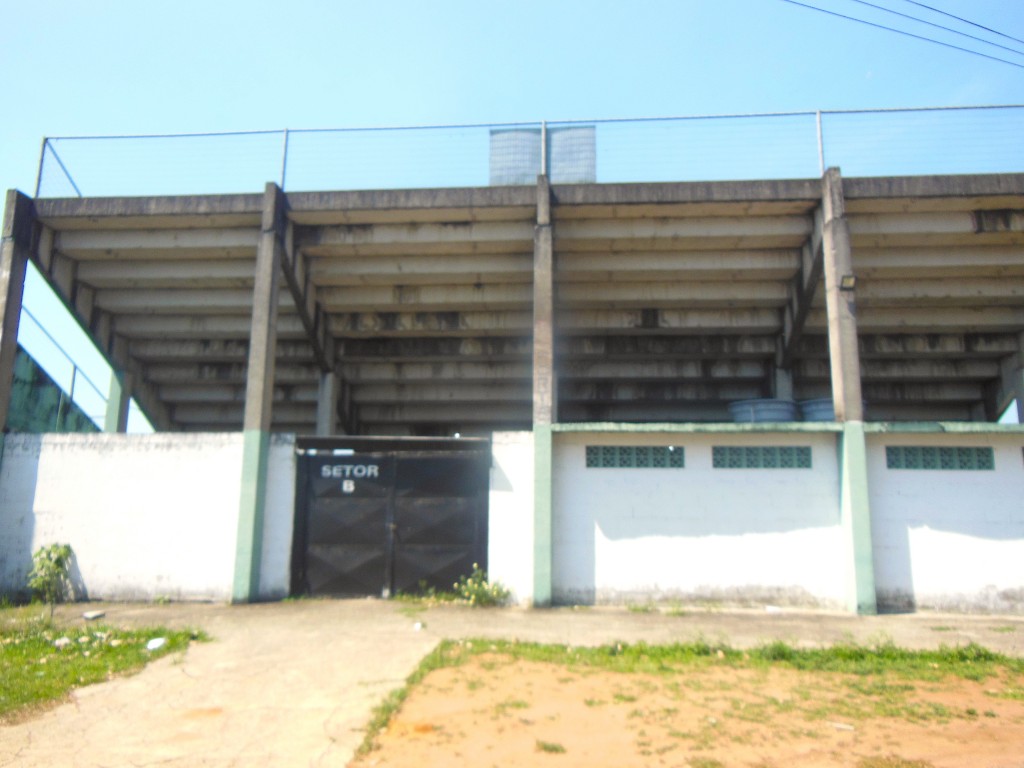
[0,433,245,601]
[488,431,534,605]
[867,433,1024,612]
[552,431,846,607]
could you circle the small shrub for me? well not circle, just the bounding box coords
[453,564,510,607]
[535,739,566,754]
[27,544,74,618]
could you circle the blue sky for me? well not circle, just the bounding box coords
[1,0,1022,426]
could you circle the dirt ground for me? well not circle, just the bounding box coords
[351,647,1024,768]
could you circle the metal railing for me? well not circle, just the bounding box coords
[35,105,1024,198]
[18,306,107,429]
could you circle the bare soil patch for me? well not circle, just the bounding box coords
[350,647,1024,768]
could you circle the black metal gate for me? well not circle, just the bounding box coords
[291,437,490,598]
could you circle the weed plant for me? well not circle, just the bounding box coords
[395,564,510,607]
[27,544,74,618]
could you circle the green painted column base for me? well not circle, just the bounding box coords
[533,424,553,607]
[839,421,877,615]
[233,429,269,603]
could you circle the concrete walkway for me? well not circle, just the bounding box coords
[1,600,1022,767]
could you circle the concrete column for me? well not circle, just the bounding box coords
[234,182,285,603]
[0,191,33,434]
[821,168,864,422]
[316,370,339,436]
[532,175,555,606]
[771,363,793,400]
[821,168,876,615]
[1015,333,1024,423]
[104,370,131,433]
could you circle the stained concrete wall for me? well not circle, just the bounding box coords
[0,433,296,602]
[488,431,535,604]
[6,348,98,434]
[551,430,846,608]
[867,432,1024,613]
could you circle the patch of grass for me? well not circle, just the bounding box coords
[628,602,656,614]
[991,625,1017,634]
[750,639,1018,683]
[989,685,1024,700]
[356,636,1024,756]
[0,618,205,721]
[929,626,953,632]
[432,637,1022,684]
[494,697,529,715]
[666,602,688,617]
[395,601,427,618]
[535,739,566,754]
[857,756,934,768]
[688,758,725,768]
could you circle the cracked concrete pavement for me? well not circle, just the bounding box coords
[2,600,1023,767]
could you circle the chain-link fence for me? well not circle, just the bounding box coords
[35,105,1024,198]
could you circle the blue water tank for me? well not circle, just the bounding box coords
[727,399,799,423]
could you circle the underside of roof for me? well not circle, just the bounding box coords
[22,173,1024,435]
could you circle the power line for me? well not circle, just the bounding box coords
[776,0,1024,70]
[846,0,1024,58]
[900,0,1024,48]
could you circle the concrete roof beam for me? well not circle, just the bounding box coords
[562,381,764,402]
[853,278,1024,307]
[852,246,1024,278]
[77,259,256,289]
[805,307,1024,333]
[557,249,799,282]
[128,339,316,364]
[563,335,778,359]
[111,313,307,339]
[94,288,294,314]
[862,382,984,402]
[554,215,812,251]
[357,402,531,424]
[561,359,766,380]
[297,220,534,253]
[53,228,259,259]
[159,383,319,404]
[307,252,533,286]
[342,361,531,383]
[145,362,322,385]
[849,211,1024,247]
[334,336,533,362]
[172,402,314,426]
[559,308,782,334]
[330,310,533,336]
[797,358,1000,381]
[351,382,532,404]
[558,281,788,309]
[320,283,533,312]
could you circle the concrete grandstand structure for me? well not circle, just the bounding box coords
[5,173,1024,432]
[2,153,1023,613]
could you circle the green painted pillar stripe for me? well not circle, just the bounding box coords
[104,371,125,433]
[234,429,270,602]
[840,421,877,615]
[533,424,553,606]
